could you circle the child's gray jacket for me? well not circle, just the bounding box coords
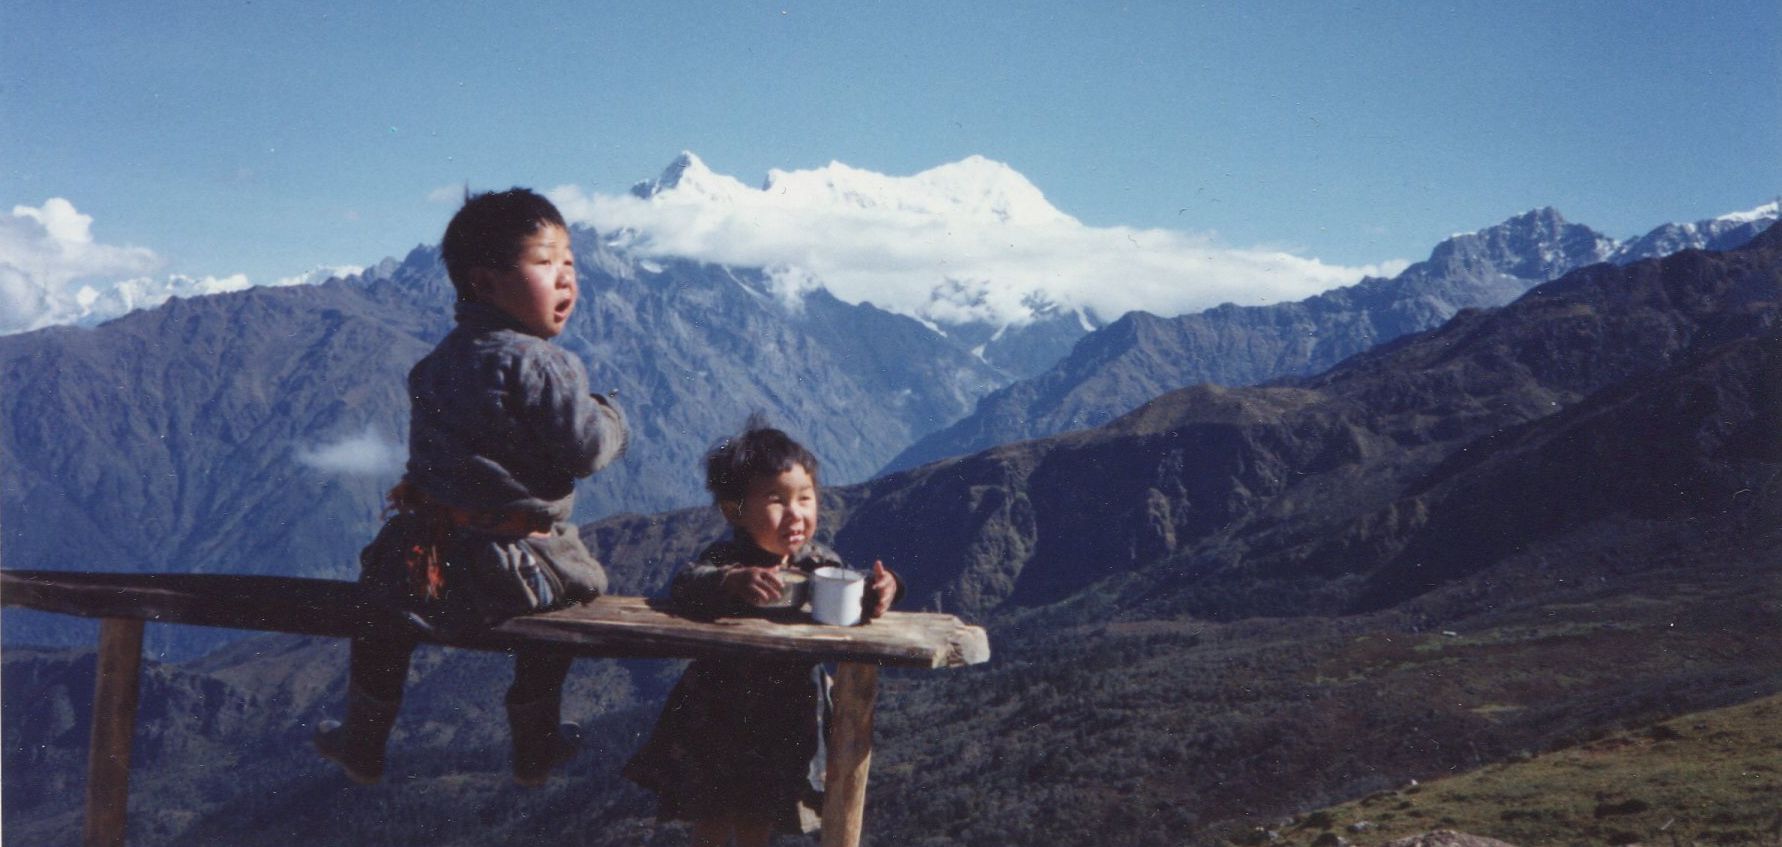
[405,300,626,523]
[362,300,627,628]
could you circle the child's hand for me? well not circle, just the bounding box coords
[865,561,897,619]
[721,566,785,606]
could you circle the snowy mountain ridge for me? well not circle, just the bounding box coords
[1607,199,1782,264]
[7,152,1777,340]
[635,151,1075,228]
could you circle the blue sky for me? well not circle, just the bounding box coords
[3,1,1778,312]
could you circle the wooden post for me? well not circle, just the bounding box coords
[821,661,878,847]
[85,617,145,847]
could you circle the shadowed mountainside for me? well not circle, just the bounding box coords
[832,227,1780,623]
[885,207,1777,474]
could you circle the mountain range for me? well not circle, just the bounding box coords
[4,216,1775,846]
[598,216,1782,624]
[2,199,1773,659]
[885,202,1779,472]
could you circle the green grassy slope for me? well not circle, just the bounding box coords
[1271,694,1782,847]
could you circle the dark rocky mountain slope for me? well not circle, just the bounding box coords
[846,225,1778,621]
[885,208,1775,473]
[559,223,1781,629]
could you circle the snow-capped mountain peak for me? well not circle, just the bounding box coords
[629,151,752,203]
[596,153,1129,334]
[1719,198,1781,225]
[630,150,1078,229]
[1607,198,1781,265]
[760,154,1078,227]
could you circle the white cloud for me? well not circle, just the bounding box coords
[296,426,406,477]
[550,154,1408,328]
[1,198,163,334]
[0,199,361,336]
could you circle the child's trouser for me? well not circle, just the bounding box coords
[329,486,596,783]
[321,632,575,783]
[349,631,571,705]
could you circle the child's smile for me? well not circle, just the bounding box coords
[731,465,818,561]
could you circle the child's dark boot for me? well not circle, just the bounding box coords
[313,684,401,784]
[507,693,581,787]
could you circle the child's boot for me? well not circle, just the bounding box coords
[507,692,581,787]
[313,684,401,784]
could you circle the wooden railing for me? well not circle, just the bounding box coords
[1,569,991,847]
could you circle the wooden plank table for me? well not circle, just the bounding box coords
[1,569,991,847]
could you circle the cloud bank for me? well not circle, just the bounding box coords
[0,199,358,336]
[552,153,1408,329]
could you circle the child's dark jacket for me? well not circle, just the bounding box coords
[361,301,627,631]
[625,537,894,835]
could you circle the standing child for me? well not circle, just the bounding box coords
[314,187,627,787]
[624,422,901,847]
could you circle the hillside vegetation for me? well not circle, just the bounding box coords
[1277,694,1782,847]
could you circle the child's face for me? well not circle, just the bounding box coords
[473,224,577,338]
[728,464,818,561]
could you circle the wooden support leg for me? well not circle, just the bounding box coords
[821,661,878,847]
[85,618,145,847]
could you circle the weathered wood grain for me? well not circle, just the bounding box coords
[821,662,879,847]
[0,570,990,669]
[84,618,144,847]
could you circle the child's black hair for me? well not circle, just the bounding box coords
[439,187,569,303]
[705,415,820,504]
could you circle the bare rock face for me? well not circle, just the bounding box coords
[1379,831,1520,847]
